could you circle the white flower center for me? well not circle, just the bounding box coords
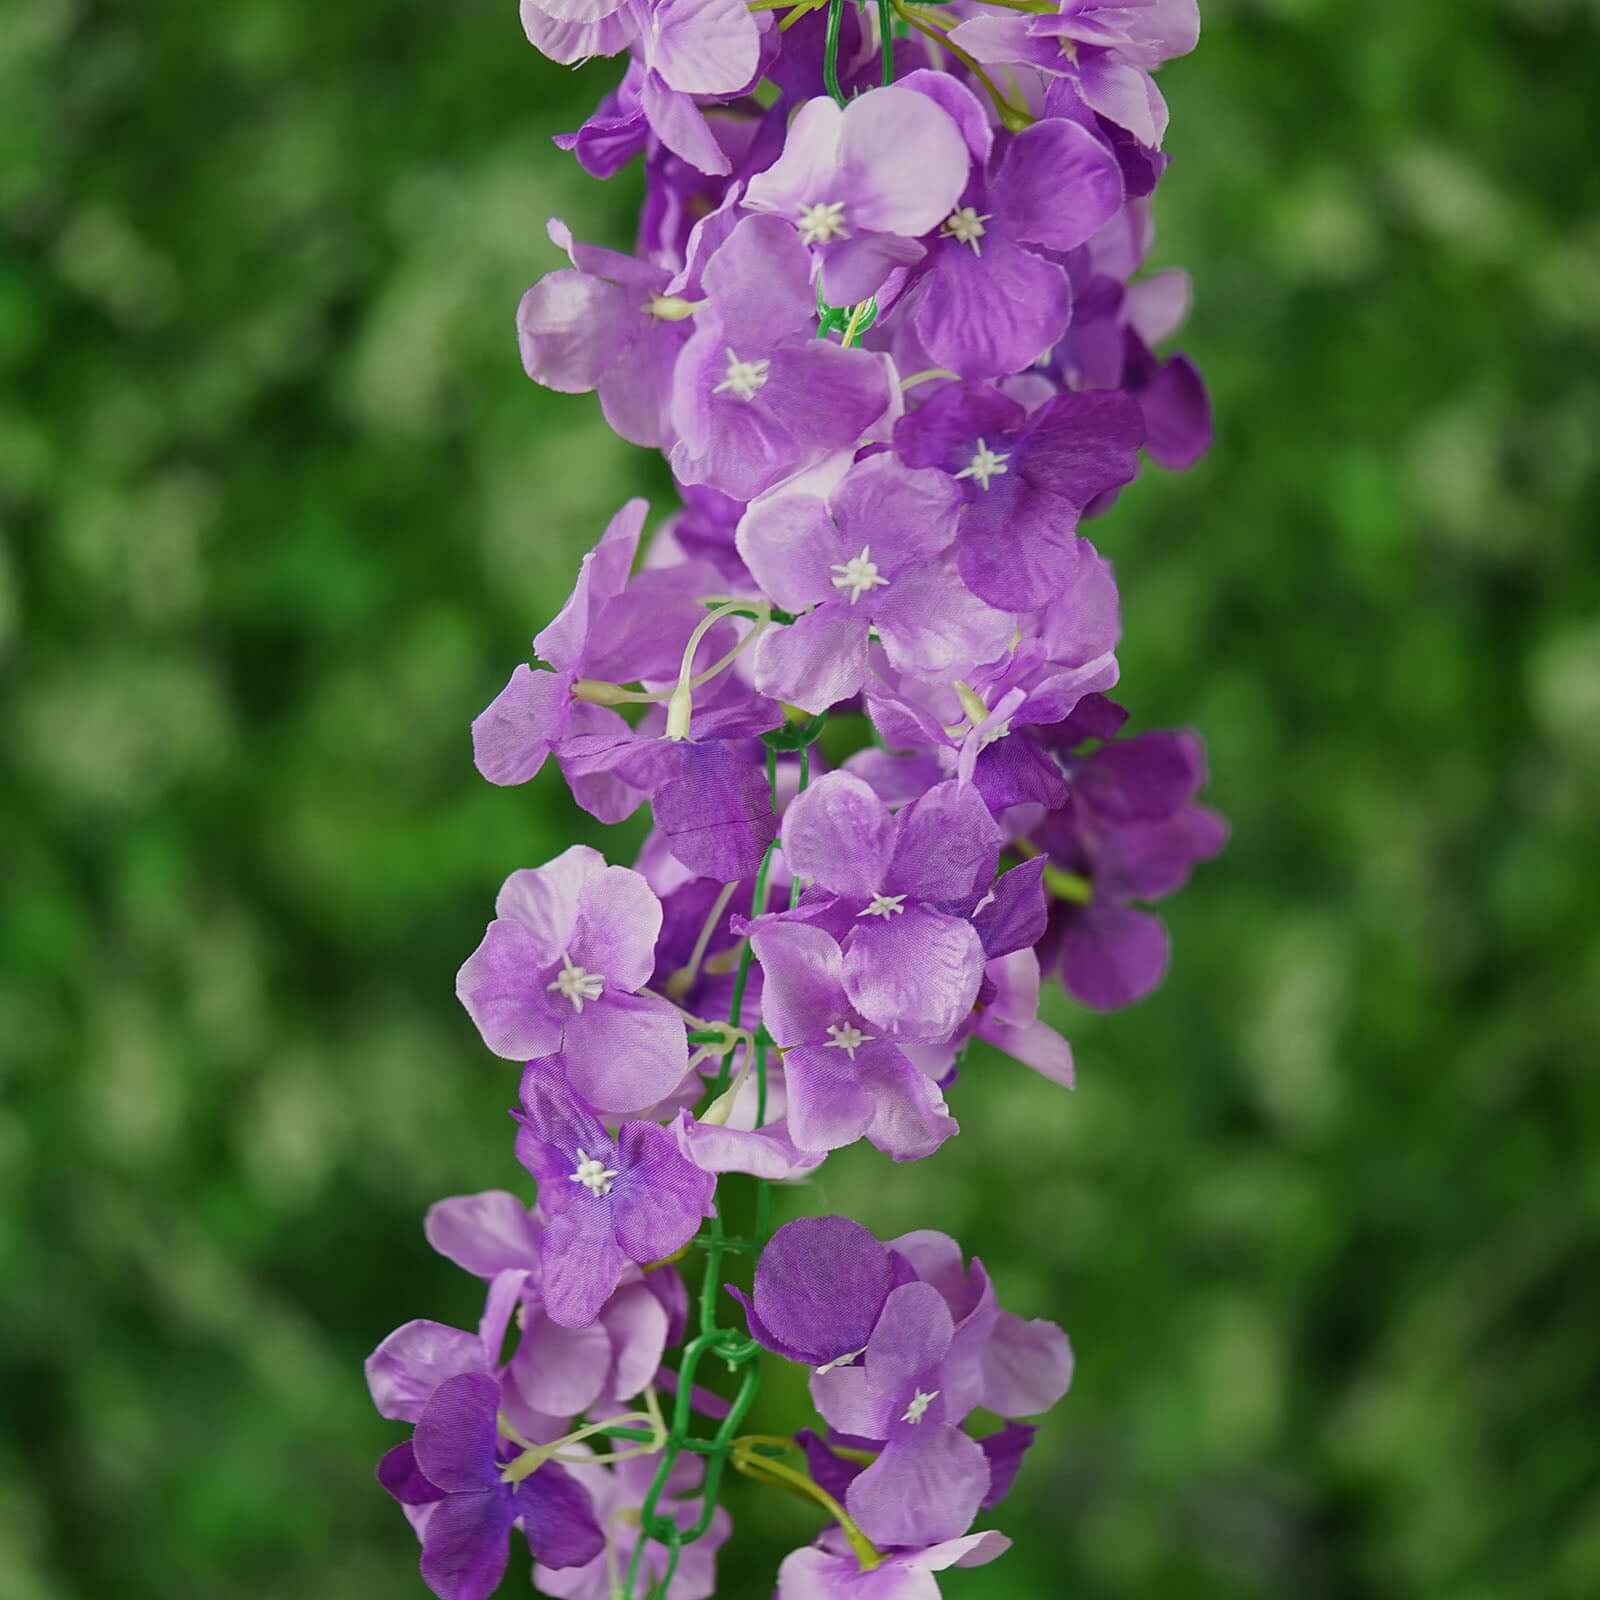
[941,206,992,255]
[796,200,850,246]
[859,893,907,920]
[829,545,889,605]
[568,1148,620,1197]
[901,1388,939,1425]
[547,951,604,1013]
[815,1346,866,1376]
[823,1021,873,1060]
[713,347,771,402]
[954,438,1011,490]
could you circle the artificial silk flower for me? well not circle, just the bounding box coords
[909,116,1126,381]
[894,379,1144,611]
[1034,725,1226,1008]
[749,919,959,1159]
[377,1372,604,1600]
[742,86,972,306]
[777,1527,1012,1599]
[514,1057,714,1328]
[456,846,688,1114]
[738,453,1013,715]
[669,214,895,500]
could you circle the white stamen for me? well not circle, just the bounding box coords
[859,893,907,920]
[568,1148,621,1198]
[978,719,1013,749]
[954,438,1011,491]
[815,1347,866,1376]
[547,951,604,1013]
[829,545,889,605]
[940,206,992,255]
[796,200,849,246]
[824,1022,873,1060]
[900,1389,939,1425]
[971,888,997,915]
[714,347,771,402]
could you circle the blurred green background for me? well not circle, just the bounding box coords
[4,0,1600,1595]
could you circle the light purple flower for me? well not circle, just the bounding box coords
[456,846,689,1114]
[377,1372,604,1600]
[749,920,959,1159]
[810,1281,992,1547]
[909,117,1125,380]
[894,380,1143,611]
[470,500,738,818]
[669,214,895,500]
[514,1057,714,1327]
[743,86,971,305]
[739,454,1013,715]
[949,1,1200,150]
[777,1528,1011,1599]
[768,773,1000,1039]
[423,1191,678,1418]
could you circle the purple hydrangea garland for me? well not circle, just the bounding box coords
[370,3,1221,1595]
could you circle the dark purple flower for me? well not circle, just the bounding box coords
[1034,727,1227,1009]
[743,86,972,305]
[894,381,1143,611]
[376,1372,604,1600]
[514,1057,714,1327]
[456,846,689,1114]
[739,454,1012,715]
[729,1215,901,1370]
[749,920,959,1159]
[669,215,895,500]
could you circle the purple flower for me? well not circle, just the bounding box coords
[669,214,896,500]
[423,1191,679,1418]
[534,1446,733,1599]
[768,772,1000,1039]
[738,454,1013,715]
[810,1282,992,1547]
[456,846,689,1115]
[730,1215,901,1370]
[470,499,732,817]
[521,0,762,99]
[863,623,1121,818]
[909,117,1125,381]
[377,1372,604,1600]
[742,87,972,306]
[515,223,687,450]
[1034,726,1226,1009]
[889,1230,1074,1420]
[514,1057,714,1327]
[894,380,1143,611]
[749,920,959,1159]
[949,1,1200,150]
[777,1529,1011,1599]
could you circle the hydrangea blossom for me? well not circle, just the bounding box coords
[373,3,1221,1593]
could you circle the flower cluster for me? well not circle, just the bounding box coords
[370,1,1221,1595]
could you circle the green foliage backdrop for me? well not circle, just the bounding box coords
[3,0,1598,1594]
